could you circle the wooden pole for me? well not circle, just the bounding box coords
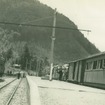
[49,8,57,81]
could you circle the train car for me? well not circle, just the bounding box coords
[12,64,21,75]
[68,52,105,89]
[5,64,21,76]
[84,52,105,88]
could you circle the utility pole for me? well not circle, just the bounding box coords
[49,8,57,81]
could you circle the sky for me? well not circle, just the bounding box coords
[38,0,105,51]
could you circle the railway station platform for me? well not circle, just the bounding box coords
[27,76,105,105]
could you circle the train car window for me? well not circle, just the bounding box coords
[15,66,20,69]
[86,62,92,70]
[93,61,97,69]
[97,60,102,69]
[72,62,76,79]
[86,63,88,70]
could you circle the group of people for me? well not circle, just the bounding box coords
[57,66,68,81]
[17,72,26,79]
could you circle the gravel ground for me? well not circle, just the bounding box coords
[9,78,29,105]
[0,79,20,105]
[0,76,16,88]
[39,87,105,105]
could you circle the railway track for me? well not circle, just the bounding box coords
[0,78,17,90]
[0,78,22,105]
[5,79,22,105]
[0,78,29,105]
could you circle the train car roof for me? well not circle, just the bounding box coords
[69,51,105,63]
[13,64,21,67]
[86,51,105,59]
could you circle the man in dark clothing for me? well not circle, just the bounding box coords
[59,70,63,80]
[57,67,63,81]
[65,70,69,81]
[17,72,21,79]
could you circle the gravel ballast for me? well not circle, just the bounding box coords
[0,76,16,88]
[0,79,20,105]
[9,78,29,105]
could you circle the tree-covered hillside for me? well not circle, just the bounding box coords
[0,0,100,64]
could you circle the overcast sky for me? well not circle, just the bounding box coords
[39,0,105,51]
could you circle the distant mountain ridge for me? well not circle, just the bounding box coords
[0,0,100,63]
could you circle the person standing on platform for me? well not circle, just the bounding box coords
[17,72,21,79]
[58,66,63,81]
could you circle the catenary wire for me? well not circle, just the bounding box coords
[0,21,91,32]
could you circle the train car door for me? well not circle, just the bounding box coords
[72,62,76,81]
[80,60,86,83]
[77,61,82,83]
[68,63,74,81]
[74,62,79,82]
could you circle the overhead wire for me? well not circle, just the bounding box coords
[0,21,91,32]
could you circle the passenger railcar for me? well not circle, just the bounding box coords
[68,52,105,89]
[84,52,105,88]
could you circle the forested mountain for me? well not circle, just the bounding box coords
[0,0,100,65]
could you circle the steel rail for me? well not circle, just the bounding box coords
[0,78,17,90]
[5,78,22,105]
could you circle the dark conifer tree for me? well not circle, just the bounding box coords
[44,57,49,66]
[31,56,37,71]
[38,60,44,76]
[20,44,31,70]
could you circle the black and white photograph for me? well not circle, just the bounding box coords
[0,0,105,105]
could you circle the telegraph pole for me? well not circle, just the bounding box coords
[49,8,57,81]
